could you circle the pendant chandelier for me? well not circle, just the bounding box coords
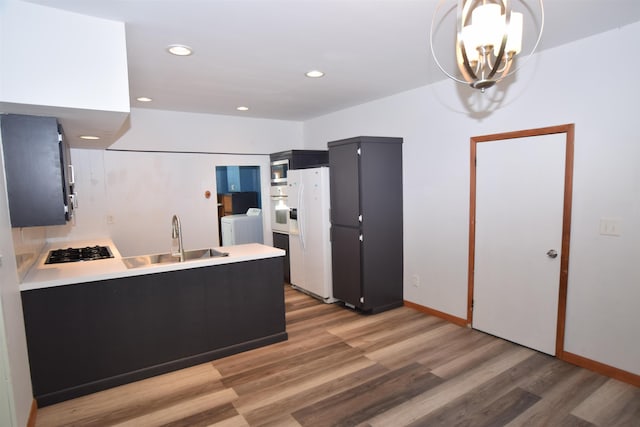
[430,0,544,92]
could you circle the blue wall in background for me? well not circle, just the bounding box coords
[216,165,261,207]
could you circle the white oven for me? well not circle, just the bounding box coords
[270,185,289,234]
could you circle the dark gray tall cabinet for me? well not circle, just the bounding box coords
[328,136,403,313]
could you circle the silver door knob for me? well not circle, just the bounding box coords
[546,249,558,259]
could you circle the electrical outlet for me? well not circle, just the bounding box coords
[411,274,420,288]
[106,215,115,224]
[599,218,621,236]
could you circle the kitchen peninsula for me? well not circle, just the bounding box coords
[20,241,286,407]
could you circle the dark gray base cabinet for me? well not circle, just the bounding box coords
[21,257,287,407]
[272,232,290,283]
[328,136,404,314]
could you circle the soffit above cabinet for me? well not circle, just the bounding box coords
[0,0,130,149]
[0,103,129,149]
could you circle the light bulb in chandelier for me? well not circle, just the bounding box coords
[430,0,544,92]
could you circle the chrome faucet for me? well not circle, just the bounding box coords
[171,214,184,262]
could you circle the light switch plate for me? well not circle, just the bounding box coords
[599,218,621,236]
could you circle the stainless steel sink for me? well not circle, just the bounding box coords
[183,248,229,260]
[121,248,229,269]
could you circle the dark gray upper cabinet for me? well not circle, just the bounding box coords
[269,150,329,169]
[328,136,403,313]
[1,114,72,227]
[327,142,360,227]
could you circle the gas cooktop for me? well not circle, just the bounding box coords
[45,245,114,264]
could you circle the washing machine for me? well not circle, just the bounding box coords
[220,208,263,246]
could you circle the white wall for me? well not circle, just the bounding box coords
[0,138,33,427]
[0,0,128,113]
[46,149,112,244]
[56,108,303,256]
[0,311,15,427]
[303,23,640,376]
[109,108,302,154]
[103,150,271,256]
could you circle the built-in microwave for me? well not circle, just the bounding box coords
[270,150,329,186]
[270,159,288,186]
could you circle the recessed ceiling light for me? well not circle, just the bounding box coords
[79,135,101,140]
[136,96,152,102]
[236,106,249,111]
[167,44,193,56]
[305,70,325,78]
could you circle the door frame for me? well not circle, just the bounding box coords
[467,124,575,357]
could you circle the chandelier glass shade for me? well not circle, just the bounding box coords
[430,0,544,91]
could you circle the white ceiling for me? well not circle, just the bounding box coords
[26,0,640,121]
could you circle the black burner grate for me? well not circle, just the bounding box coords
[45,246,113,264]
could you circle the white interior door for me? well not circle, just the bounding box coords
[473,134,566,355]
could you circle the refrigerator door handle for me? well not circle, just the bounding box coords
[298,183,305,249]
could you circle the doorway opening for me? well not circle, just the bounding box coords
[215,165,262,246]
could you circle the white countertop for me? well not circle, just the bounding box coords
[20,240,285,292]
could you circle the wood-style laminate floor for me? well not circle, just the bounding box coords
[36,285,640,426]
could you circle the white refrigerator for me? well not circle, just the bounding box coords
[287,167,336,303]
